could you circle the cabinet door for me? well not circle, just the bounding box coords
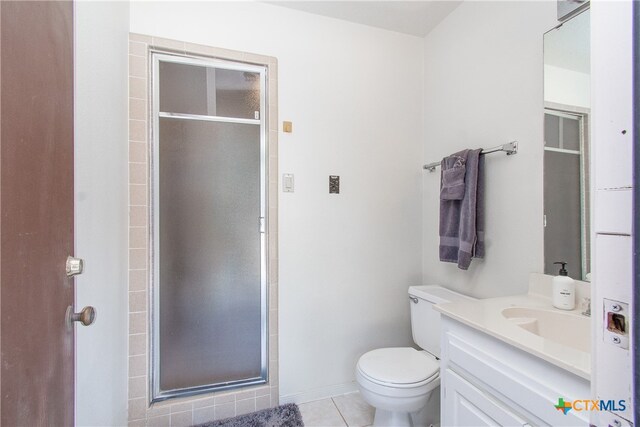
[442,369,531,427]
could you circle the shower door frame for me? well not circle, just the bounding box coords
[543,106,591,280]
[149,52,269,403]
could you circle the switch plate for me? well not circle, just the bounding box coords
[283,121,292,133]
[329,176,340,194]
[283,174,294,193]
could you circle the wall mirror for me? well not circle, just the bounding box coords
[543,8,590,281]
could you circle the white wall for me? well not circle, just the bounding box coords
[75,2,130,425]
[544,64,590,108]
[130,2,424,403]
[422,1,557,298]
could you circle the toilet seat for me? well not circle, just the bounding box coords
[356,347,439,388]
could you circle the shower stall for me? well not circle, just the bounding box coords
[149,52,268,401]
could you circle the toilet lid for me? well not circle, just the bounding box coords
[357,347,439,385]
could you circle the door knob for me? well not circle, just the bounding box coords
[66,306,96,327]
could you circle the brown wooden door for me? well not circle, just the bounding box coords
[1,1,75,426]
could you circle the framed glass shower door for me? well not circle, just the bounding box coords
[150,53,268,402]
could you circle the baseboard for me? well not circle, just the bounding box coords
[279,381,359,404]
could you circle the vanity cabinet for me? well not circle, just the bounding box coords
[440,317,590,427]
[443,369,532,426]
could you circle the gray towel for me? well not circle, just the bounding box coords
[475,155,485,258]
[440,154,467,200]
[439,148,484,269]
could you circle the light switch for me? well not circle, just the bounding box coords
[283,121,293,133]
[283,174,294,192]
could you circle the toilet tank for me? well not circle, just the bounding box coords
[408,285,475,357]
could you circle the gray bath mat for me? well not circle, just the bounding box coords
[194,403,304,427]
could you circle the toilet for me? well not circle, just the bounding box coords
[356,285,474,427]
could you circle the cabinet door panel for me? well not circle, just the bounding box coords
[444,326,589,426]
[443,369,530,427]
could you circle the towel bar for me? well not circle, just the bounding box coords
[423,141,518,172]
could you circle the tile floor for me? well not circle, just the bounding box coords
[298,392,375,427]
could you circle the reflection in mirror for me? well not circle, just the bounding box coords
[543,9,590,281]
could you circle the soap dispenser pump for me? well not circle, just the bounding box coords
[552,261,575,310]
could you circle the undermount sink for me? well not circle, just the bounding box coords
[502,307,591,353]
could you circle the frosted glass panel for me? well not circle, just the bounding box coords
[544,150,582,278]
[159,62,261,120]
[544,114,560,148]
[562,117,580,151]
[158,117,262,391]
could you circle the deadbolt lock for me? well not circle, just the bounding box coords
[66,256,84,277]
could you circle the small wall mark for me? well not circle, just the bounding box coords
[329,176,340,194]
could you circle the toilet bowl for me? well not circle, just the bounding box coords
[355,286,474,427]
[356,347,439,426]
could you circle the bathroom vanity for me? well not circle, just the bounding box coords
[436,274,591,426]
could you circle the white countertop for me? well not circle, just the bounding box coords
[434,291,591,380]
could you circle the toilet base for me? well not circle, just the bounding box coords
[371,388,440,427]
[373,409,412,427]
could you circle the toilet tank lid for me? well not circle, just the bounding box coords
[408,285,475,304]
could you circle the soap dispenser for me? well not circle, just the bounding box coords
[552,261,575,310]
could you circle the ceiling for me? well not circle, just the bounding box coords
[265,1,462,37]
